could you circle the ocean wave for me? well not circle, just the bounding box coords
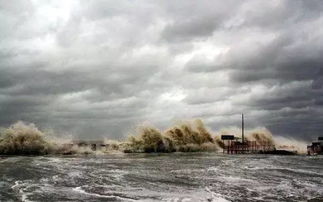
[11,180,34,202]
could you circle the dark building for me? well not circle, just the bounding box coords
[307,137,323,155]
[221,114,276,154]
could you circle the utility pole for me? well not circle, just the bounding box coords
[242,113,244,143]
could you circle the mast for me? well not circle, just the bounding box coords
[242,113,244,143]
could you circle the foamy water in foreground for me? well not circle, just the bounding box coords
[0,154,322,202]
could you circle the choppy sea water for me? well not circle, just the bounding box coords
[0,153,322,202]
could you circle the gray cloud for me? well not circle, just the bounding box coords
[0,0,322,141]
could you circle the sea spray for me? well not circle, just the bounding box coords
[0,121,103,155]
[0,121,53,155]
[217,127,306,153]
[217,127,275,144]
[274,136,307,154]
[0,120,307,155]
[125,126,172,153]
[124,119,219,153]
[245,128,275,145]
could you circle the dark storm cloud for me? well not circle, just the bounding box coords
[0,0,323,140]
[160,0,238,41]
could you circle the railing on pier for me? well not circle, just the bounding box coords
[223,140,275,154]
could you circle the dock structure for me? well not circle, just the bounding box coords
[307,137,323,155]
[222,138,275,154]
[221,114,275,154]
[71,140,107,151]
[62,140,122,152]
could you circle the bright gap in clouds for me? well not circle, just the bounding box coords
[175,41,229,67]
[33,0,77,24]
[159,89,186,102]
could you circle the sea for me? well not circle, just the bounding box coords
[0,153,322,202]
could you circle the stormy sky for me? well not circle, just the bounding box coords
[0,0,323,140]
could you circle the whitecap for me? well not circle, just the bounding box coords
[72,186,136,201]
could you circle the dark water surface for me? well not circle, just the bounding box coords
[0,153,322,202]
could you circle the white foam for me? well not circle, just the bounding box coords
[11,180,33,202]
[72,186,136,201]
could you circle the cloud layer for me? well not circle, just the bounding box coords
[0,0,323,140]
